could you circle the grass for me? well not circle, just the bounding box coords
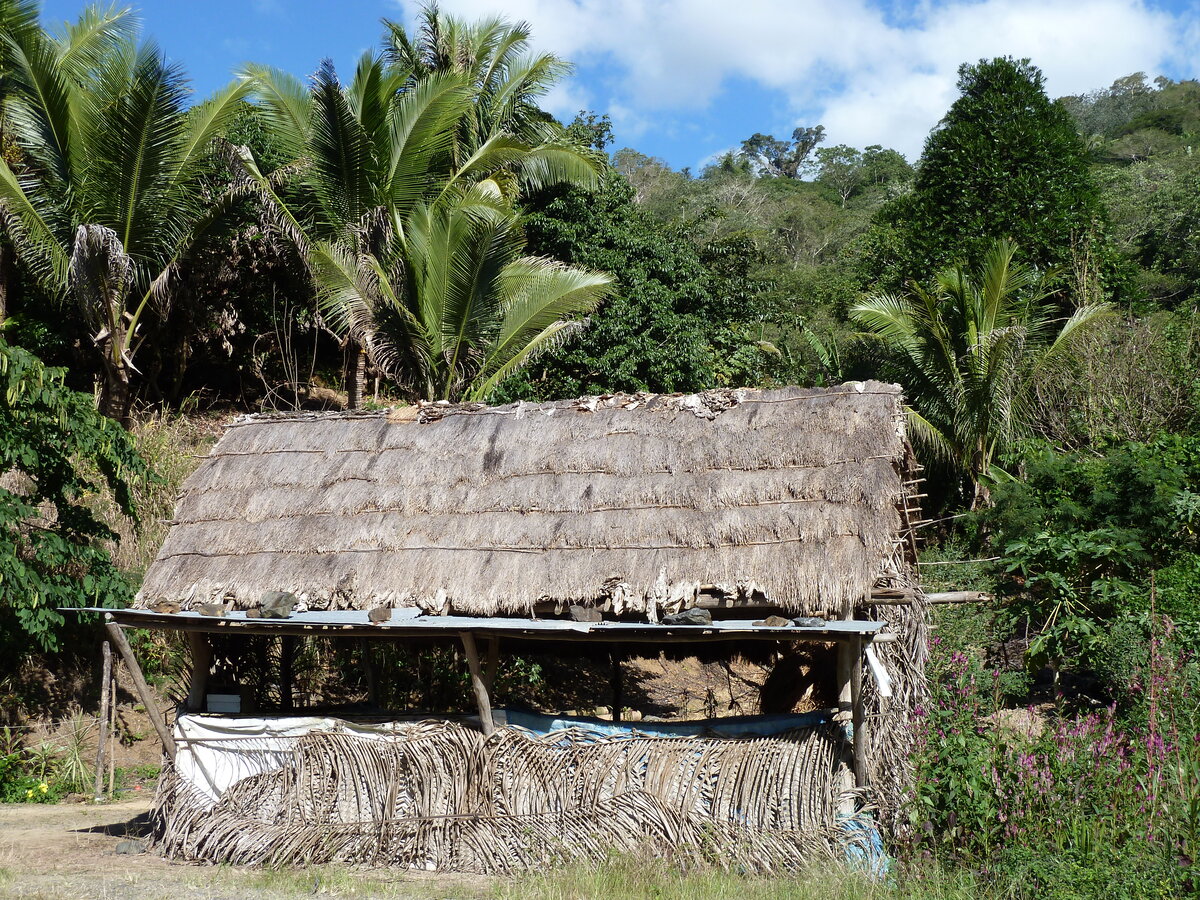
[215,864,491,898]
[491,858,991,900]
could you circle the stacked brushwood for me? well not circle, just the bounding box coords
[150,720,867,873]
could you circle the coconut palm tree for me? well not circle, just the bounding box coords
[382,5,570,170]
[239,37,605,403]
[311,198,612,403]
[850,239,1112,507]
[0,6,248,422]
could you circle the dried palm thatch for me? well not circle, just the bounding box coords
[151,720,861,873]
[136,383,912,618]
[136,381,928,862]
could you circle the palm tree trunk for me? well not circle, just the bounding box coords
[345,343,366,410]
[0,243,8,326]
[969,444,992,510]
[98,355,132,428]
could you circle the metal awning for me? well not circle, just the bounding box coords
[78,607,890,644]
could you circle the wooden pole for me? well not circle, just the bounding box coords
[850,634,868,788]
[93,641,111,801]
[483,638,500,692]
[186,632,212,713]
[360,638,379,708]
[104,616,176,763]
[107,665,116,795]
[280,636,297,711]
[610,647,623,723]
[459,632,494,736]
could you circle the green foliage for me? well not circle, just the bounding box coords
[909,635,1198,897]
[738,125,825,179]
[815,144,913,208]
[1097,152,1200,309]
[873,57,1109,293]
[1027,311,1200,449]
[242,12,608,403]
[0,717,94,803]
[0,6,251,421]
[497,169,773,399]
[984,435,1200,678]
[851,239,1111,505]
[0,339,147,652]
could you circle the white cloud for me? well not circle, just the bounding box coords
[392,0,1190,159]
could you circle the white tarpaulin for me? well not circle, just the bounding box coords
[174,714,475,802]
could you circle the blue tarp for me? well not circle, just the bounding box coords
[503,708,828,738]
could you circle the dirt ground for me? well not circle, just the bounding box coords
[0,799,493,900]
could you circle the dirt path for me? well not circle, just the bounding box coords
[0,799,491,899]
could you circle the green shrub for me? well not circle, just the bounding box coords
[909,628,1199,895]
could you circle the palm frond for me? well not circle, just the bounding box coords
[68,223,132,346]
[50,2,133,79]
[516,142,601,193]
[308,58,374,230]
[169,79,251,184]
[239,62,312,163]
[2,31,75,188]
[904,406,957,469]
[81,39,193,256]
[481,256,613,382]
[385,69,472,212]
[469,319,580,401]
[0,155,70,292]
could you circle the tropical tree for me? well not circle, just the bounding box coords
[869,57,1112,297]
[0,337,147,652]
[0,0,42,324]
[312,199,612,402]
[240,19,607,404]
[0,5,249,422]
[850,239,1112,507]
[382,5,570,169]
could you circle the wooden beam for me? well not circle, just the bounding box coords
[185,632,212,713]
[98,615,884,644]
[459,631,494,736]
[104,617,176,763]
[925,591,991,605]
[869,591,991,606]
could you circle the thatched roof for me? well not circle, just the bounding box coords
[136,383,914,618]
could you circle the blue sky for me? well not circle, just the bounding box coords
[39,0,1200,169]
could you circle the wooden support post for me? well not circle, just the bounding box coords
[280,636,297,711]
[186,632,212,713]
[835,640,853,717]
[850,634,868,788]
[460,632,494,735]
[104,616,176,763]
[107,666,116,795]
[93,641,111,801]
[610,647,624,723]
[360,638,379,708]
[483,638,500,692]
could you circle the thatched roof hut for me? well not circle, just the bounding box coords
[137,382,918,620]
[107,382,929,873]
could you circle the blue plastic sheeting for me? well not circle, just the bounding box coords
[843,812,890,876]
[504,709,828,738]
